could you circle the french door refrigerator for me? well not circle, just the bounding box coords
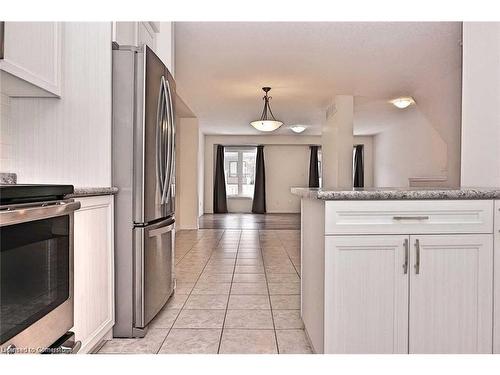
[112,44,176,337]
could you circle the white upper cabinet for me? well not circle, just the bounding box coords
[112,22,174,74]
[0,22,62,97]
[113,22,157,50]
[325,235,409,354]
[409,234,493,354]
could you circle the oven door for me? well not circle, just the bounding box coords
[0,200,79,353]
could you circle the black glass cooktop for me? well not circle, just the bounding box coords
[0,184,74,205]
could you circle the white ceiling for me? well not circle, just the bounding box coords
[174,22,462,135]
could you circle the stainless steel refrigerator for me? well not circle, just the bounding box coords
[112,43,176,337]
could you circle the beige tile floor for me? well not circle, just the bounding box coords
[98,229,312,354]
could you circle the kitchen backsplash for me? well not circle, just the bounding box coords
[0,93,13,173]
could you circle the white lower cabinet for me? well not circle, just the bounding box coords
[72,195,115,353]
[409,234,492,353]
[495,200,500,353]
[325,235,409,353]
[325,233,493,354]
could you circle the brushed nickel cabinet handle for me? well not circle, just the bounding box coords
[414,239,420,274]
[393,216,430,221]
[403,238,409,274]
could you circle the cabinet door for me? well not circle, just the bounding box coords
[73,196,115,353]
[137,22,156,50]
[325,235,409,353]
[1,22,62,97]
[409,234,493,353]
[494,200,500,353]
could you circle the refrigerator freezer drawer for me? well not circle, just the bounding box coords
[134,217,175,328]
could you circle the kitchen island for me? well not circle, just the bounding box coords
[291,187,500,354]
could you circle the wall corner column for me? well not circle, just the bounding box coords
[321,95,354,188]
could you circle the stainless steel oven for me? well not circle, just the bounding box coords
[0,185,80,354]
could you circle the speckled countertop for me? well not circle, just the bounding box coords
[291,187,500,200]
[66,187,119,198]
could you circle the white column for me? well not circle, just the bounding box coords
[461,22,500,187]
[321,95,354,188]
[176,117,200,229]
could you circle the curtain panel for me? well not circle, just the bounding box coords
[308,145,320,188]
[252,145,266,214]
[213,144,228,213]
[353,144,364,188]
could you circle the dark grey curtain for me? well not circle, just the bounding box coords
[252,145,266,214]
[353,144,364,188]
[213,145,228,213]
[308,145,320,188]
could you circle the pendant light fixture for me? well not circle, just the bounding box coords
[250,87,283,132]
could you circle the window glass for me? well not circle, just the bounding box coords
[318,148,323,188]
[223,147,257,197]
[229,161,238,177]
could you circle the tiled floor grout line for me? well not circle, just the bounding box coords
[216,229,242,354]
[259,229,280,354]
[275,231,301,278]
[174,229,210,266]
[156,230,225,354]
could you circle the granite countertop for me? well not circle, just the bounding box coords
[291,187,500,200]
[66,187,119,198]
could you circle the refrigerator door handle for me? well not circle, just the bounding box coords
[163,79,175,204]
[148,223,175,237]
[156,76,167,202]
[161,79,172,204]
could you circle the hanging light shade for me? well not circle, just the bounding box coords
[250,87,283,132]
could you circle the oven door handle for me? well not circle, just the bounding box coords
[0,200,81,226]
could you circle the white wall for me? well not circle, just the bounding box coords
[461,22,500,187]
[372,108,448,187]
[8,23,112,186]
[176,117,200,229]
[0,94,13,173]
[204,135,321,214]
[197,128,205,217]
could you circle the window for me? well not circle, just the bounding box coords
[224,147,257,198]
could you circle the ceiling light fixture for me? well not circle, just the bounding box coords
[250,87,283,132]
[290,125,306,133]
[390,96,416,109]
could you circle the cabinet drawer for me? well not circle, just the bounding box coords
[325,200,493,235]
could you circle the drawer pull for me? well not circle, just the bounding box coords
[393,216,430,221]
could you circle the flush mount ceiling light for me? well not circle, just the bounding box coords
[390,96,416,109]
[250,87,283,132]
[290,125,306,133]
